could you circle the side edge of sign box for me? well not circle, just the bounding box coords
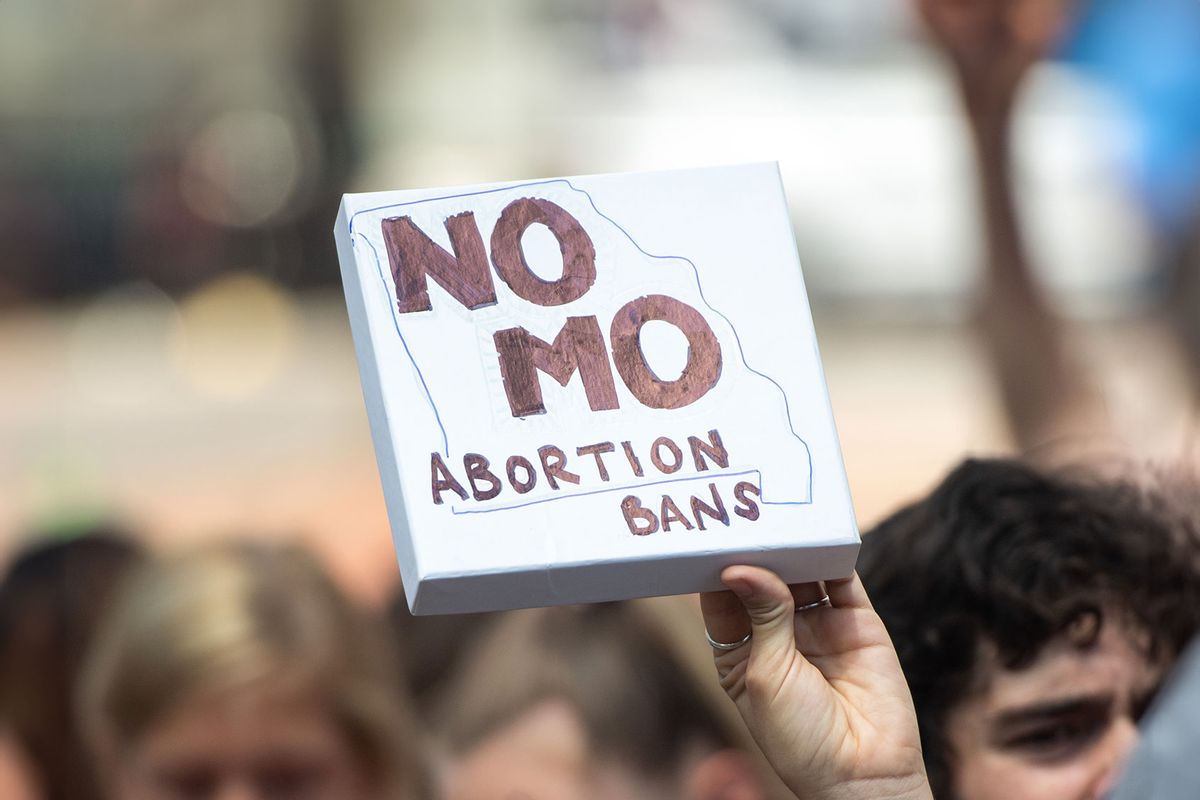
[409,540,861,615]
[334,200,423,611]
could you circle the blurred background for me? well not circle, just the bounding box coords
[2,0,1200,603]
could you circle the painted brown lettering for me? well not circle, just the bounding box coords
[576,442,615,482]
[463,453,502,501]
[733,481,761,521]
[382,213,496,314]
[621,495,659,535]
[688,429,729,471]
[494,316,619,417]
[505,455,538,494]
[609,294,722,409]
[660,496,693,532]
[430,452,468,505]
[538,445,581,490]
[650,436,683,474]
[690,483,730,530]
[490,197,596,307]
[621,440,644,477]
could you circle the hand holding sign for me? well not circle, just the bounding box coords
[701,566,932,800]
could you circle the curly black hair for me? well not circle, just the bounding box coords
[858,458,1200,800]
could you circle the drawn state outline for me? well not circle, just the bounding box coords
[348,178,814,511]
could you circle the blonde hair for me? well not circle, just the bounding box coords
[80,542,424,799]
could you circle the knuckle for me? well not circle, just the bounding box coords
[743,665,778,705]
[718,661,746,699]
[747,602,790,628]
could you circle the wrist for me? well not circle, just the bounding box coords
[821,777,934,800]
[796,771,933,800]
[954,71,1019,143]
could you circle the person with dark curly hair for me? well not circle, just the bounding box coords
[699,457,1200,800]
[857,458,1200,799]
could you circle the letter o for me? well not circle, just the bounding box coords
[650,437,683,474]
[491,198,596,306]
[609,294,722,410]
[506,455,538,494]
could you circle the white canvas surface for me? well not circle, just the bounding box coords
[336,163,859,613]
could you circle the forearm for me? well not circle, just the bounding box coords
[967,100,1033,297]
[959,80,1105,450]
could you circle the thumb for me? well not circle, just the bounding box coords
[721,565,797,667]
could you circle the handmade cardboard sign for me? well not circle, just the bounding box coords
[335,163,859,614]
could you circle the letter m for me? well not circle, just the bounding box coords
[493,316,620,417]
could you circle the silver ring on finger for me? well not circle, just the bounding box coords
[795,594,832,612]
[705,629,752,651]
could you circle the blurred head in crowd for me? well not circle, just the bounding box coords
[81,541,425,800]
[434,601,770,800]
[387,600,496,724]
[859,458,1200,800]
[0,527,145,800]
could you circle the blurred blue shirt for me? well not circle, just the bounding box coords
[1063,0,1200,234]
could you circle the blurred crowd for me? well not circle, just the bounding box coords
[0,530,796,799]
[4,464,1200,799]
[4,0,1200,798]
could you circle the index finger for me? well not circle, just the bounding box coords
[699,588,750,647]
[825,571,874,610]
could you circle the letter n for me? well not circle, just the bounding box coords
[381,212,497,313]
[494,316,620,417]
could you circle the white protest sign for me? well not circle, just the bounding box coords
[335,163,858,614]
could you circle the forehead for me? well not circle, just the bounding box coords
[463,698,588,761]
[448,699,592,799]
[967,622,1162,713]
[131,683,347,762]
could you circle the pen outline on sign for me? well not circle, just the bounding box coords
[349,177,814,507]
[449,467,763,515]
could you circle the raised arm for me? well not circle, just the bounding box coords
[918,0,1108,451]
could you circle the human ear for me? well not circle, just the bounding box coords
[682,748,766,800]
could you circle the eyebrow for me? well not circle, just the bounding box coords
[990,693,1114,728]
